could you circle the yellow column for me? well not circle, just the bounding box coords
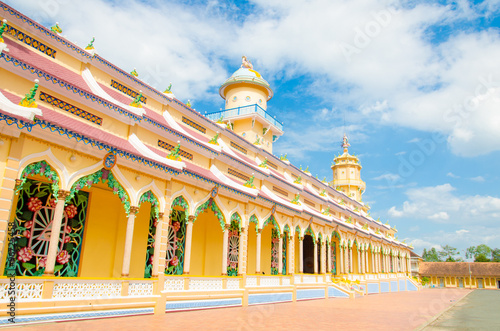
[183,216,194,274]
[238,227,246,275]
[321,241,326,274]
[256,228,262,273]
[152,212,164,277]
[366,250,370,273]
[349,246,353,273]
[339,245,344,274]
[278,234,283,275]
[358,249,362,274]
[44,190,70,276]
[222,223,229,275]
[288,236,293,275]
[313,241,318,274]
[299,236,304,273]
[122,206,139,277]
[327,242,332,274]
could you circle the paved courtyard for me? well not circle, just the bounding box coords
[422,289,500,330]
[5,289,471,331]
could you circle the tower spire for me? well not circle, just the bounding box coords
[341,133,350,153]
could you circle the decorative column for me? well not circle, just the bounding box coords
[256,228,262,273]
[346,246,350,273]
[313,241,318,274]
[278,234,283,275]
[44,190,70,275]
[152,212,164,277]
[339,245,344,274]
[327,243,332,274]
[183,216,194,274]
[238,227,246,275]
[357,249,361,274]
[321,241,327,275]
[222,223,229,275]
[366,250,370,273]
[288,236,293,274]
[122,206,140,277]
[299,236,304,273]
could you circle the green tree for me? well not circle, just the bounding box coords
[439,245,460,262]
[422,247,441,262]
[492,248,500,262]
[466,244,493,262]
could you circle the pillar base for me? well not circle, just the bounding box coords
[183,272,190,275]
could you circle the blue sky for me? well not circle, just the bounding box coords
[7,0,500,258]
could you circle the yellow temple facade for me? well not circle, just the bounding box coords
[0,2,418,324]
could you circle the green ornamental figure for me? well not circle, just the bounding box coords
[131,68,138,77]
[167,143,182,161]
[291,193,300,205]
[0,19,7,42]
[130,92,143,108]
[186,100,191,108]
[208,132,219,145]
[19,80,39,108]
[163,83,172,93]
[244,175,255,188]
[85,37,95,50]
[259,158,267,168]
[51,22,62,34]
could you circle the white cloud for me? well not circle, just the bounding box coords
[373,173,401,182]
[428,212,450,220]
[447,172,460,178]
[387,183,500,225]
[407,138,421,143]
[470,176,485,182]
[395,151,406,156]
[6,0,500,157]
[456,229,469,235]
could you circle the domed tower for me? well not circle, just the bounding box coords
[331,134,366,202]
[206,56,284,153]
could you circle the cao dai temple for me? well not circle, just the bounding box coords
[0,2,419,324]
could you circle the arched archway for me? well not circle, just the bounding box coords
[352,240,360,274]
[227,213,241,276]
[294,226,301,273]
[261,215,279,275]
[165,196,189,275]
[190,198,225,276]
[303,226,316,274]
[138,190,160,278]
[73,168,135,278]
[246,214,258,274]
[3,160,71,277]
[330,231,341,275]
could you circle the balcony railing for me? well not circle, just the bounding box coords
[206,104,283,131]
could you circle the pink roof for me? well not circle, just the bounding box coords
[4,39,92,94]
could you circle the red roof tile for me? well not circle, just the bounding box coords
[4,38,92,93]
[419,262,500,276]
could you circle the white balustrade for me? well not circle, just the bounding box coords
[294,275,302,284]
[189,278,223,291]
[0,281,43,301]
[260,276,280,287]
[246,276,258,286]
[52,280,121,299]
[302,274,317,284]
[164,277,185,291]
[282,277,291,286]
[226,278,240,290]
[128,282,154,296]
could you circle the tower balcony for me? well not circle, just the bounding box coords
[206,104,284,133]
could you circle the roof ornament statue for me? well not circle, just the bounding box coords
[130,91,143,108]
[131,68,138,77]
[51,22,62,34]
[244,175,256,188]
[186,100,191,108]
[0,19,7,43]
[167,141,182,161]
[19,79,39,108]
[163,83,172,94]
[241,56,253,69]
[341,133,350,153]
[85,37,95,50]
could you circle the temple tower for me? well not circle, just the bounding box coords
[206,56,283,153]
[331,134,366,202]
